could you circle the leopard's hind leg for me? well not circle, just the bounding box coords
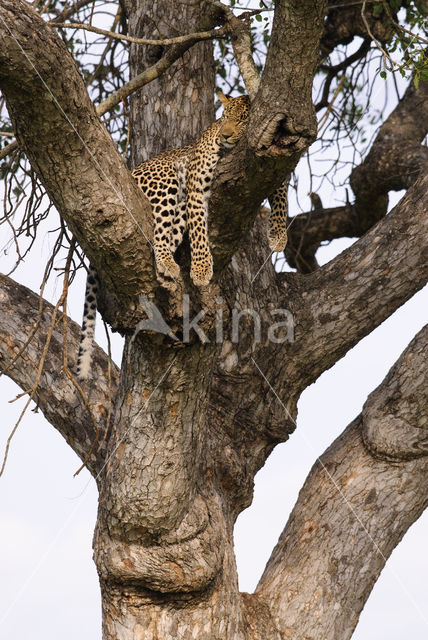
[268,179,289,252]
[171,201,187,252]
[150,180,182,282]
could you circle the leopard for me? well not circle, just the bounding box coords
[132,91,289,287]
[75,93,288,379]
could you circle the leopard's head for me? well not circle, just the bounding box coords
[217,92,250,149]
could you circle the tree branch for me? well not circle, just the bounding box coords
[316,37,371,111]
[209,0,328,276]
[0,138,18,160]
[0,0,158,329]
[284,201,357,272]
[208,0,261,99]
[0,0,329,305]
[0,274,119,478]
[321,0,397,57]
[50,0,96,24]
[0,19,224,159]
[282,76,428,273]
[282,171,428,391]
[350,77,428,229]
[95,32,217,119]
[362,325,428,460]
[52,20,229,47]
[255,326,428,640]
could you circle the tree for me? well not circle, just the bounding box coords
[0,0,427,638]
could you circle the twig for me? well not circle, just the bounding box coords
[317,38,371,112]
[52,21,229,47]
[361,0,394,71]
[318,74,346,133]
[381,0,428,46]
[95,33,223,117]
[50,0,96,24]
[207,0,261,99]
[0,139,18,161]
[86,7,121,85]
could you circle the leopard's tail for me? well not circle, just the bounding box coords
[76,265,98,380]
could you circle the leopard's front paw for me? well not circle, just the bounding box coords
[268,229,288,253]
[156,255,181,282]
[190,255,213,287]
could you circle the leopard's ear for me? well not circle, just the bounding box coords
[217,91,230,104]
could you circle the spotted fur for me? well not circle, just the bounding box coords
[268,181,288,252]
[76,265,98,380]
[77,94,288,378]
[132,92,288,287]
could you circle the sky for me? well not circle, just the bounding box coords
[1,5,428,638]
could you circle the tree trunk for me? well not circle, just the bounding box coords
[124,0,216,163]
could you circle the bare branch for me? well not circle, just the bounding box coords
[285,202,357,272]
[95,35,215,118]
[52,20,229,47]
[316,38,371,111]
[0,138,18,160]
[360,0,395,69]
[281,76,428,272]
[208,0,261,99]
[49,0,96,23]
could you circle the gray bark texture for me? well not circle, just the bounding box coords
[0,1,427,638]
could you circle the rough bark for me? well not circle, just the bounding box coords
[124,0,216,164]
[0,274,118,477]
[256,326,428,640]
[350,78,428,229]
[0,0,155,329]
[92,177,427,638]
[281,171,428,391]
[208,0,327,273]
